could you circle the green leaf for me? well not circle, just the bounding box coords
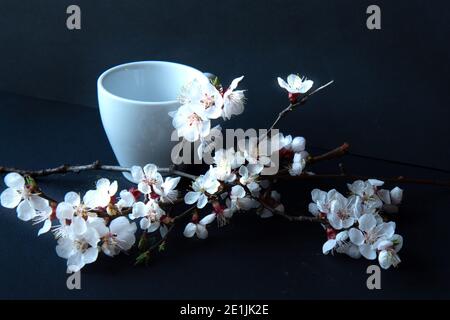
[211,76,221,88]
[25,175,37,188]
[134,251,150,266]
[138,233,148,251]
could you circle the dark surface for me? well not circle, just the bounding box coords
[0,92,449,299]
[0,0,450,170]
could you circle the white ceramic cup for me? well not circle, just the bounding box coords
[97,61,205,181]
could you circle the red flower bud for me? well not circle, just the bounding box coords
[326,227,337,240]
[279,148,294,159]
[288,92,299,104]
[129,187,141,201]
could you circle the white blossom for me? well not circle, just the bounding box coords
[55,191,97,236]
[130,164,163,195]
[183,213,216,239]
[184,168,220,209]
[288,152,307,176]
[348,214,396,260]
[322,230,361,259]
[377,186,403,214]
[222,76,245,120]
[279,134,306,153]
[116,190,136,210]
[211,148,239,183]
[129,200,166,233]
[309,189,333,216]
[327,192,361,230]
[239,164,263,197]
[179,77,223,120]
[153,176,181,203]
[83,178,118,208]
[55,217,108,273]
[347,180,384,214]
[102,216,137,257]
[377,234,403,269]
[170,103,211,142]
[0,172,50,221]
[277,74,313,94]
[229,185,260,212]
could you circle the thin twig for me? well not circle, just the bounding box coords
[266,143,350,178]
[0,161,197,180]
[307,143,350,165]
[267,80,334,133]
[258,197,323,223]
[276,172,450,187]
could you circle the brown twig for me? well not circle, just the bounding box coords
[307,143,350,165]
[267,80,334,133]
[258,197,324,223]
[276,172,450,187]
[0,161,197,180]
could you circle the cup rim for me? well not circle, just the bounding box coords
[97,60,202,105]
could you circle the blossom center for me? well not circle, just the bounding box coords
[187,113,202,126]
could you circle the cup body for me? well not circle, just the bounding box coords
[97,61,204,181]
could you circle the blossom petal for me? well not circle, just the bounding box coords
[378,250,394,269]
[96,178,111,192]
[197,193,208,209]
[56,238,74,259]
[231,185,246,199]
[29,195,49,211]
[358,214,376,232]
[277,77,290,92]
[4,173,25,189]
[200,213,216,225]
[17,200,36,221]
[390,187,403,205]
[137,182,151,195]
[139,217,149,230]
[56,202,75,220]
[0,188,22,208]
[83,247,99,265]
[228,76,244,91]
[72,216,87,235]
[349,228,365,246]
[61,193,78,208]
[286,74,299,87]
[131,166,144,183]
[359,244,377,260]
[291,137,306,152]
[322,239,337,254]
[143,164,158,178]
[300,79,313,93]
[38,219,52,236]
[196,224,208,239]
[131,202,147,219]
[183,222,196,238]
[67,252,84,273]
[184,191,201,205]
[147,221,160,233]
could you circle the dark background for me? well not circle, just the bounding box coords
[0,0,449,299]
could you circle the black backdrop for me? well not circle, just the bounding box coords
[0,0,449,170]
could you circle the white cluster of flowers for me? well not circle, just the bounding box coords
[0,71,407,273]
[309,179,404,269]
[0,164,183,272]
[169,75,246,144]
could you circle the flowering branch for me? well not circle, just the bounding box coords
[0,71,432,273]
